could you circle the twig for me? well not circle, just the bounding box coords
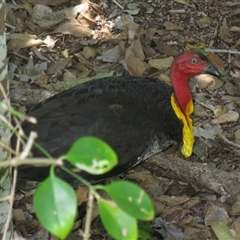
[0,140,17,155]
[205,48,240,55]
[195,97,215,111]
[0,157,62,168]
[111,0,124,10]
[19,131,37,159]
[83,190,94,240]
[10,51,29,61]
[0,113,14,132]
[219,133,240,149]
[2,167,17,240]
[5,22,15,30]
[168,9,186,14]
[0,83,10,105]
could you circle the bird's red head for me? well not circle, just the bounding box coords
[169,51,220,157]
[170,51,220,83]
[170,51,220,113]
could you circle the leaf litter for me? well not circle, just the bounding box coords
[8,0,240,239]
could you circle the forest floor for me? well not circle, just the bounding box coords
[8,0,240,239]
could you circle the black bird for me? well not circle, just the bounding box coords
[17,51,220,185]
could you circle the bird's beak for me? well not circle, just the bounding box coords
[204,64,221,78]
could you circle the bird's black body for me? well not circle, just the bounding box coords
[18,76,182,185]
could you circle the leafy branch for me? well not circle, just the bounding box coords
[33,136,154,240]
[0,100,154,239]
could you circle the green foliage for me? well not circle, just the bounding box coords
[61,136,118,175]
[33,167,77,239]
[99,180,154,220]
[34,136,154,240]
[138,224,153,240]
[98,198,138,240]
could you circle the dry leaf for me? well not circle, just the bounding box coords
[101,26,120,39]
[31,46,49,61]
[156,73,171,85]
[15,56,48,82]
[207,53,226,75]
[220,18,231,41]
[164,21,183,31]
[229,8,240,17]
[204,203,230,226]
[13,209,26,222]
[231,218,240,240]
[222,95,240,104]
[185,42,206,51]
[174,0,191,7]
[75,186,88,206]
[125,43,149,76]
[193,74,214,89]
[99,46,121,63]
[197,16,211,28]
[7,33,44,51]
[193,104,209,117]
[225,82,238,96]
[148,57,174,71]
[211,222,235,240]
[227,2,240,6]
[193,142,208,160]
[77,3,98,27]
[154,217,184,239]
[127,171,164,198]
[143,46,157,58]
[213,108,239,124]
[232,197,240,215]
[230,26,240,32]
[214,106,229,118]
[141,3,154,14]
[126,54,149,76]
[82,47,97,60]
[157,195,190,206]
[6,4,16,26]
[121,15,140,41]
[125,3,140,15]
[235,129,240,145]
[128,39,145,60]
[32,4,66,28]
[55,18,92,37]
[194,124,222,140]
[43,35,59,50]
[154,41,180,56]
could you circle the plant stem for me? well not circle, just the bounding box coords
[60,165,93,189]
[83,190,94,240]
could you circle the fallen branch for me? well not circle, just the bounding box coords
[143,153,240,203]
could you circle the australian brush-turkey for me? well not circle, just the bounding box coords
[17,51,220,185]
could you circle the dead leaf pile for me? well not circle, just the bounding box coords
[8,0,240,239]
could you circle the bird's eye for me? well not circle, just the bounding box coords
[191,58,198,64]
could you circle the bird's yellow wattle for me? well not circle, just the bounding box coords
[170,93,194,157]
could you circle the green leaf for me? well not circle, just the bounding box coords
[101,180,154,221]
[61,136,118,175]
[98,198,138,240]
[138,224,152,240]
[33,167,77,240]
[211,222,235,240]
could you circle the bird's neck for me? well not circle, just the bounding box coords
[170,70,192,113]
[170,69,194,158]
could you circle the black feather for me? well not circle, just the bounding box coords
[17,76,182,185]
